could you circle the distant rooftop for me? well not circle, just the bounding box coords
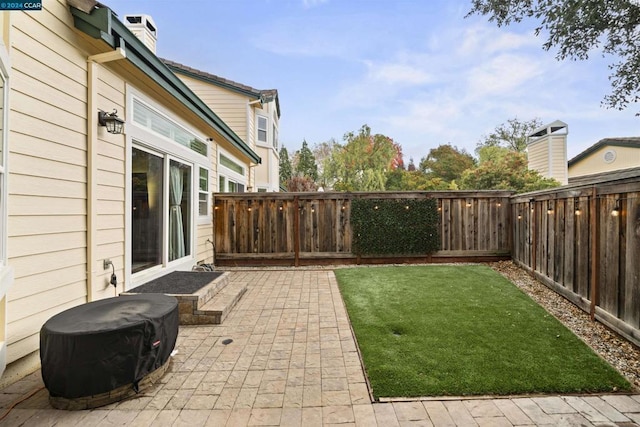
[568,137,640,166]
[162,58,280,117]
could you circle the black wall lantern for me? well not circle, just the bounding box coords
[98,109,125,134]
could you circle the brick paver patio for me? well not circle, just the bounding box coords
[0,269,638,426]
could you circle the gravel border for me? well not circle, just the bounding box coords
[489,260,640,392]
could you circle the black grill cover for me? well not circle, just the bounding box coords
[40,294,179,398]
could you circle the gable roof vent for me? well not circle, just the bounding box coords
[124,14,157,54]
[603,149,617,163]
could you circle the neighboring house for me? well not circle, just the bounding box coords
[163,60,281,192]
[0,1,261,383]
[568,137,640,179]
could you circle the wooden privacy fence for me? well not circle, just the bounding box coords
[213,191,513,266]
[213,173,640,346]
[512,170,640,346]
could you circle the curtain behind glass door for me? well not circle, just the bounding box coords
[169,160,191,261]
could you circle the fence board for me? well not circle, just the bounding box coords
[624,195,640,328]
[575,196,590,298]
[563,199,574,291]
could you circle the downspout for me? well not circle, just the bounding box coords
[246,100,254,191]
[86,45,126,302]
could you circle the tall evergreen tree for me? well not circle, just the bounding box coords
[295,140,318,181]
[279,146,292,185]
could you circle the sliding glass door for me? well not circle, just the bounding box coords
[132,148,164,274]
[132,147,192,274]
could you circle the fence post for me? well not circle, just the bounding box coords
[294,196,300,267]
[531,200,537,273]
[589,186,599,320]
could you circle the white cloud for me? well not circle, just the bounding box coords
[465,54,545,99]
[369,62,433,85]
[457,25,540,57]
[302,0,328,8]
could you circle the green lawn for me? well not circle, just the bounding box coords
[335,265,630,398]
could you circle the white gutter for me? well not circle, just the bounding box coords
[86,46,126,302]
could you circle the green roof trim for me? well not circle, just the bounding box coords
[70,6,261,164]
[568,137,640,166]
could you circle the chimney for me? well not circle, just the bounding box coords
[124,15,157,54]
[527,120,568,185]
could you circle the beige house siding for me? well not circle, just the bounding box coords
[196,224,213,265]
[569,146,640,178]
[7,4,90,363]
[550,135,568,184]
[178,75,249,142]
[527,140,549,176]
[93,65,126,301]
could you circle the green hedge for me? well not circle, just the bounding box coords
[351,198,440,255]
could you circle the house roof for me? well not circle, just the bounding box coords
[568,137,640,166]
[162,59,281,118]
[69,5,261,164]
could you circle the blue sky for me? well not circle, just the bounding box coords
[106,0,638,164]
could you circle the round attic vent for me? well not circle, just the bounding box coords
[603,150,616,163]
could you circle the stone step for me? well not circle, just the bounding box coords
[187,271,230,308]
[123,271,244,325]
[189,282,248,325]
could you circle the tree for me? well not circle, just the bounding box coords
[468,1,640,111]
[313,139,340,190]
[329,125,402,191]
[279,146,292,185]
[407,157,416,172]
[295,140,318,181]
[419,144,476,183]
[286,175,318,192]
[459,150,560,192]
[475,118,542,154]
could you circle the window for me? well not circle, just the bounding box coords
[272,111,278,149]
[272,124,278,149]
[220,179,245,193]
[220,154,244,175]
[257,115,267,144]
[133,99,208,156]
[218,150,247,192]
[198,167,209,216]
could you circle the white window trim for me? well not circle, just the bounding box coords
[272,110,279,150]
[256,113,269,147]
[218,147,247,192]
[125,86,211,287]
[198,166,210,221]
